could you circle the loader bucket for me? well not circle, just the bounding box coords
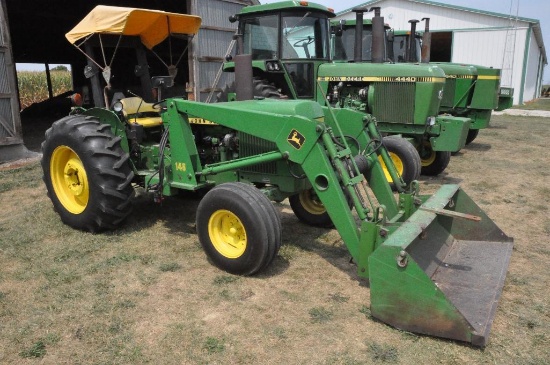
[369,184,513,347]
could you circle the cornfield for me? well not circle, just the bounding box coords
[17,70,72,110]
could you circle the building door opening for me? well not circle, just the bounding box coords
[430,31,452,62]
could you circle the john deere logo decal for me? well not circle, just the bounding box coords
[287,129,305,150]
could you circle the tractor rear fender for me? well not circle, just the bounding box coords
[81,107,131,153]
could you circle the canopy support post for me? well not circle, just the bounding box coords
[84,42,105,108]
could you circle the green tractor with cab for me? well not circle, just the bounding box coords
[387,17,514,144]
[221,2,472,177]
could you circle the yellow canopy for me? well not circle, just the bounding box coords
[65,5,202,49]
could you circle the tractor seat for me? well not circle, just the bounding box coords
[120,97,162,128]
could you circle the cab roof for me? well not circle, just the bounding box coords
[239,1,335,17]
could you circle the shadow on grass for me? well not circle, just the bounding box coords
[116,189,201,236]
[487,124,508,129]
[99,188,367,284]
[276,207,367,285]
[463,142,492,152]
[418,172,463,186]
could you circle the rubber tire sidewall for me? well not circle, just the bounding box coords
[41,115,134,232]
[196,182,279,275]
[466,129,479,145]
[420,150,451,176]
[289,190,333,228]
[217,78,282,102]
[381,136,421,187]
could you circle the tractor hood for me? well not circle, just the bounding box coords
[65,5,202,49]
[318,62,446,83]
[431,63,478,78]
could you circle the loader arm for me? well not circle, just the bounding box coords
[170,98,372,258]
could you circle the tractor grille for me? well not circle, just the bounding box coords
[373,82,415,124]
[441,78,456,107]
[239,132,278,174]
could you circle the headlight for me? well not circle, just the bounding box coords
[113,101,124,113]
[427,116,436,126]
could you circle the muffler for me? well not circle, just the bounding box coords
[368,184,513,346]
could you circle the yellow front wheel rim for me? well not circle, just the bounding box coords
[50,146,89,214]
[208,210,247,258]
[378,152,404,183]
[299,189,326,215]
[421,147,437,167]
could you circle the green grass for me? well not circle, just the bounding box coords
[309,306,334,323]
[512,97,550,110]
[203,337,225,354]
[367,342,399,363]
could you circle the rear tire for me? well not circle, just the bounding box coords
[217,78,283,102]
[41,115,134,232]
[378,136,421,187]
[289,189,333,228]
[466,129,479,145]
[196,182,281,275]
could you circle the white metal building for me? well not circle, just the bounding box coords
[334,0,547,104]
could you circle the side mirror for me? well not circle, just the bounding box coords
[335,19,346,37]
[387,29,394,42]
[151,76,174,89]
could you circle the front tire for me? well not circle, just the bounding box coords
[378,136,421,187]
[466,129,479,145]
[41,115,134,232]
[196,183,281,275]
[419,145,451,176]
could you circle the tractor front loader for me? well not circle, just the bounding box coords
[42,5,513,347]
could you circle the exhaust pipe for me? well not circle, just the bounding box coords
[408,19,419,62]
[421,17,431,63]
[370,7,385,63]
[352,8,365,62]
[233,33,253,101]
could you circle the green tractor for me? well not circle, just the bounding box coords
[221,2,472,177]
[388,17,514,144]
[42,5,513,346]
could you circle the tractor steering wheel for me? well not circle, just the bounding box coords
[293,37,315,48]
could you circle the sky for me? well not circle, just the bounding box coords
[261,0,550,83]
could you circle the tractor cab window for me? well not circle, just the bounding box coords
[281,12,329,59]
[334,25,374,61]
[392,34,421,62]
[242,15,279,60]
